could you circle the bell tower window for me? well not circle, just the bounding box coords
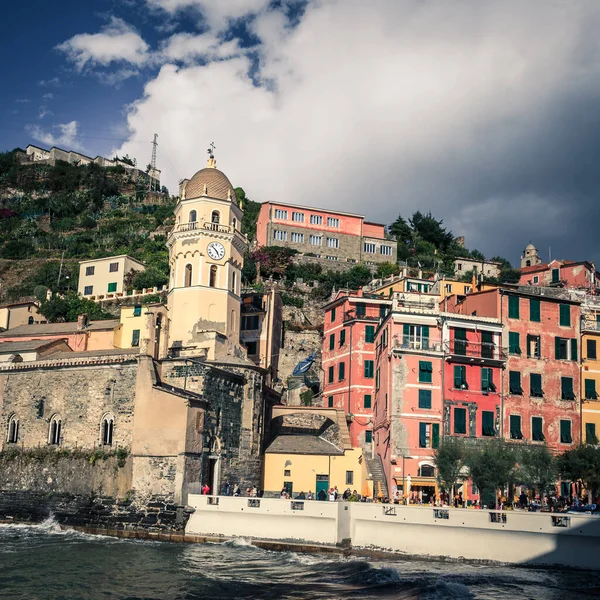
[184,264,193,287]
[210,265,218,288]
[189,210,197,223]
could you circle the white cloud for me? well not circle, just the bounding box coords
[116,0,600,261]
[147,0,270,30]
[26,121,81,149]
[56,17,149,71]
[159,32,242,63]
[38,105,53,119]
[38,77,61,87]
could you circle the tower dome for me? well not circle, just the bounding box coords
[183,159,236,203]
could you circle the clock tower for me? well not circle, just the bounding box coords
[166,152,247,358]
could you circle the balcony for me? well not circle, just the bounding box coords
[171,221,235,235]
[582,320,600,332]
[392,337,443,354]
[444,340,506,361]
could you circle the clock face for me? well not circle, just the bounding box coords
[207,241,226,260]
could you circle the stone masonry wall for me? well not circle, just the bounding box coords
[0,362,138,451]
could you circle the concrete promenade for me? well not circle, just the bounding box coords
[186,495,600,570]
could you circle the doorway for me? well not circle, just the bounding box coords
[316,474,329,501]
[207,456,219,495]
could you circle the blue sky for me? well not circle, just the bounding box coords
[3,0,600,264]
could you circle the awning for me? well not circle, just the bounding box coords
[394,478,438,488]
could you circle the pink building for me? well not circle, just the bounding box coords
[519,259,600,292]
[373,292,443,502]
[321,289,390,446]
[256,201,397,267]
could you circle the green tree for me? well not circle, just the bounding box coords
[434,437,466,498]
[39,291,113,322]
[409,211,454,251]
[375,262,400,279]
[251,246,297,279]
[236,188,261,241]
[517,445,557,497]
[557,445,600,501]
[131,268,168,291]
[464,440,517,507]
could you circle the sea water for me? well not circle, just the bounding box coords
[0,518,597,599]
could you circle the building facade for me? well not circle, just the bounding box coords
[373,292,443,502]
[454,258,501,279]
[78,255,146,298]
[519,259,600,292]
[581,299,600,445]
[0,300,43,330]
[321,289,390,446]
[256,202,397,269]
[445,288,581,450]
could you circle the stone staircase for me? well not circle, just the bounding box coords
[363,452,389,498]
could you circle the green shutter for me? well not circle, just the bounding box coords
[364,394,372,409]
[339,329,346,346]
[510,415,522,439]
[509,332,521,354]
[559,304,571,327]
[422,325,430,349]
[402,323,410,346]
[419,423,428,448]
[586,422,598,444]
[328,396,334,407]
[587,339,597,360]
[530,373,543,397]
[331,308,336,322]
[532,417,544,441]
[364,360,374,378]
[339,362,345,380]
[585,379,597,399]
[133,305,142,317]
[509,371,522,394]
[418,389,432,409]
[365,325,375,343]
[561,377,574,400]
[108,282,117,293]
[454,408,466,434]
[530,299,541,322]
[365,430,372,443]
[131,329,140,346]
[329,333,335,350]
[560,420,572,443]
[356,303,366,317]
[555,337,562,359]
[432,423,440,448]
[328,366,334,383]
[508,295,519,319]
[552,268,560,283]
[571,338,578,362]
[482,411,495,436]
[481,368,489,391]
[453,366,463,388]
[419,361,432,383]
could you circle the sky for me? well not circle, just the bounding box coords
[2,0,600,266]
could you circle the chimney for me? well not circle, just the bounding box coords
[77,314,89,330]
[357,286,364,297]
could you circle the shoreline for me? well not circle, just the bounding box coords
[4,517,596,571]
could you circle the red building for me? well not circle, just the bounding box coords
[321,289,390,446]
[519,259,600,293]
[373,292,443,502]
[442,314,505,442]
[445,288,581,450]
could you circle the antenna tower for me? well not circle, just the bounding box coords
[149,133,158,192]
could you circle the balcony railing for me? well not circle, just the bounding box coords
[444,340,506,361]
[395,337,443,353]
[172,221,234,234]
[582,320,600,332]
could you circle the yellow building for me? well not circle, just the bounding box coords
[78,255,145,298]
[0,300,43,330]
[113,303,168,358]
[262,406,370,498]
[582,309,600,444]
[167,155,247,359]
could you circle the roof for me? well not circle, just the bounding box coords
[0,299,38,308]
[265,434,344,456]
[0,319,119,337]
[184,166,236,201]
[78,255,145,268]
[47,348,139,360]
[519,260,590,276]
[454,257,503,266]
[0,339,69,353]
[262,200,365,219]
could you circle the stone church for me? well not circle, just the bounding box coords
[0,156,279,507]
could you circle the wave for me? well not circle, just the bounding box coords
[219,537,256,548]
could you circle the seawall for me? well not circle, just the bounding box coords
[186,495,600,570]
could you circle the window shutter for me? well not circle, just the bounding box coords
[586,422,598,444]
[482,411,495,436]
[339,362,345,380]
[510,415,522,439]
[418,389,432,409]
[560,420,572,443]
[585,379,596,399]
[454,408,466,434]
[571,338,578,361]
[530,299,541,322]
[419,423,427,448]
[481,368,489,391]
[508,296,519,319]
[509,332,520,354]
[422,326,430,349]
[365,325,375,343]
[454,366,462,388]
[329,334,335,350]
[560,304,571,327]
[587,339,597,360]
[432,423,440,448]
[364,394,372,409]
[532,417,543,441]
[403,324,410,345]
[555,337,561,359]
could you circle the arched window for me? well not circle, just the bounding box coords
[230,310,236,332]
[10,354,23,363]
[28,316,34,325]
[48,415,62,445]
[101,414,114,446]
[184,264,193,287]
[211,211,220,224]
[418,464,435,478]
[232,217,237,231]
[7,414,18,444]
[526,260,531,267]
[189,210,197,223]
[209,265,217,288]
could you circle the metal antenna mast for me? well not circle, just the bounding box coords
[149,134,158,192]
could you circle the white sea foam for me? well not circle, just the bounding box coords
[221,537,255,548]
